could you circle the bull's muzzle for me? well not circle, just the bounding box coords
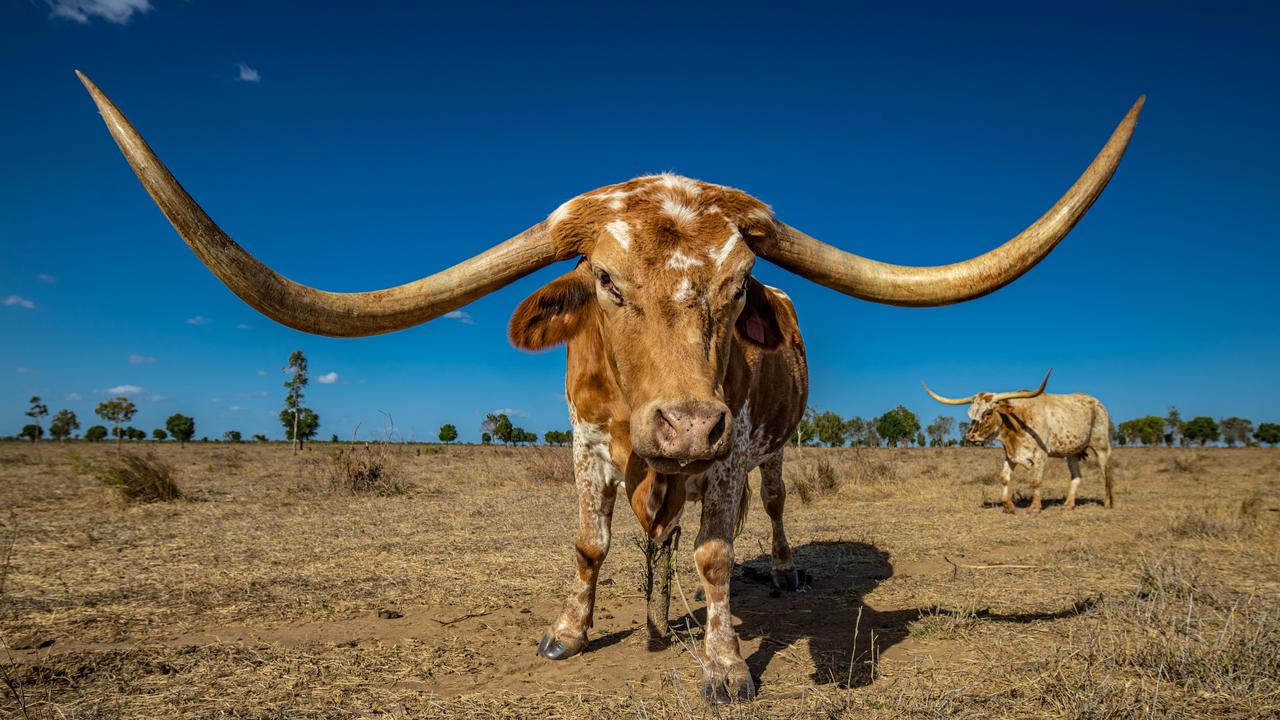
[632,399,732,472]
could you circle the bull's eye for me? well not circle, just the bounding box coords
[598,270,622,302]
[734,277,749,300]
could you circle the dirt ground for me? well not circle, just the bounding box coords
[0,441,1277,718]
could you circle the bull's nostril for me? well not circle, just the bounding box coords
[706,412,726,447]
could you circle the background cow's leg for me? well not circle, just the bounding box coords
[999,457,1015,513]
[1097,445,1114,508]
[758,451,799,591]
[1065,455,1083,509]
[1029,454,1046,513]
[645,526,678,647]
[538,434,618,661]
[695,465,755,703]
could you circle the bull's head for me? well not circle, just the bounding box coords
[922,370,1052,444]
[77,70,1138,469]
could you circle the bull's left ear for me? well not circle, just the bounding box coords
[508,264,594,351]
[735,277,785,350]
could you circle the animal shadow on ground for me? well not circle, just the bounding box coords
[674,541,1099,691]
[980,494,1106,510]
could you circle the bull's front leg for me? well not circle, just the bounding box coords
[694,466,755,703]
[999,457,1015,514]
[538,436,619,660]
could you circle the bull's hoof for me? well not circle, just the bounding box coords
[772,567,801,592]
[702,671,756,704]
[1001,505,1015,515]
[1029,505,1042,515]
[537,632,584,661]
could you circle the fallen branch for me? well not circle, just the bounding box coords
[433,609,495,626]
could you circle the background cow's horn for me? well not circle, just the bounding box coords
[921,381,974,405]
[761,96,1144,307]
[993,369,1053,401]
[77,71,571,338]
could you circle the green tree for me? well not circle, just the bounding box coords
[926,415,955,447]
[152,428,168,441]
[223,430,242,443]
[85,425,108,443]
[254,434,269,443]
[282,350,310,451]
[1165,406,1184,447]
[811,411,846,447]
[1182,416,1220,446]
[25,396,49,442]
[876,405,920,447]
[481,432,492,445]
[1220,417,1253,447]
[1255,422,1280,446]
[1118,416,1164,447]
[916,432,927,448]
[19,424,42,441]
[510,427,536,445]
[49,409,80,442]
[124,426,146,441]
[482,413,515,445]
[544,429,570,445]
[166,413,196,446]
[438,423,459,443]
[279,407,320,445]
[95,396,137,448]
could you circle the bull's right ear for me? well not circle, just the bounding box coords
[508,265,594,351]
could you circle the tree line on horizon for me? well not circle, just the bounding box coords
[13,361,1278,449]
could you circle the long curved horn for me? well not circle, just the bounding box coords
[921,380,974,406]
[77,71,572,338]
[993,369,1052,401]
[762,97,1144,307]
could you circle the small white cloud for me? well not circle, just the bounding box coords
[129,353,157,364]
[237,63,261,83]
[493,407,528,418]
[239,390,268,398]
[256,369,268,377]
[147,394,168,402]
[45,0,152,24]
[66,392,82,401]
[15,367,34,374]
[106,384,143,394]
[3,295,35,310]
[236,323,252,330]
[230,405,242,411]
[186,315,211,326]
[444,310,475,325]
[37,273,57,284]
[317,371,340,384]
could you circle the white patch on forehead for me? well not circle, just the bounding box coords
[708,227,741,268]
[706,204,723,215]
[672,276,693,302]
[548,198,576,226]
[605,219,632,251]
[660,197,700,226]
[667,249,703,270]
[591,189,634,211]
[656,173,702,196]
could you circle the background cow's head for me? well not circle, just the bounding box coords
[76,70,1139,470]
[922,370,1052,444]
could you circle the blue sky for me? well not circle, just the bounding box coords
[2,1,1277,442]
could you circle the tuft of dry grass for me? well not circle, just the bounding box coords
[323,444,408,496]
[1169,501,1261,540]
[791,457,839,504]
[97,450,183,503]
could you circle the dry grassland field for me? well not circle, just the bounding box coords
[1,441,1277,719]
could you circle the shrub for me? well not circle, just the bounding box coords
[98,451,183,503]
[792,457,840,504]
[325,444,407,495]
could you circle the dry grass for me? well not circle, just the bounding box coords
[0,443,1277,719]
[96,450,183,503]
[320,443,408,496]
